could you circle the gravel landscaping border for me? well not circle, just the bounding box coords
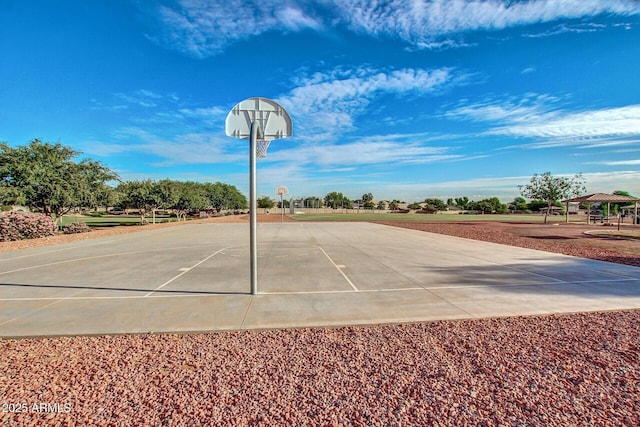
[1,218,638,425]
[1,311,638,426]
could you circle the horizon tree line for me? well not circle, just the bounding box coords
[0,139,246,223]
[2,140,634,220]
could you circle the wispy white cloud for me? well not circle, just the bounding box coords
[278,66,461,141]
[445,94,560,124]
[275,6,323,31]
[587,159,640,166]
[147,0,640,57]
[84,66,469,171]
[268,138,459,167]
[446,96,640,149]
[376,171,640,202]
[101,89,179,111]
[81,127,243,166]
[522,22,606,38]
[491,104,640,144]
[151,0,322,57]
[333,0,637,38]
[114,89,171,108]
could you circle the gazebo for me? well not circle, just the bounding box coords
[562,193,639,224]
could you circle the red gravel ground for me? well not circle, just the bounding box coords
[375,220,640,267]
[1,218,639,426]
[1,312,638,426]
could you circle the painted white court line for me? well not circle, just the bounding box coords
[316,246,359,291]
[0,287,418,301]
[143,247,228,297]
[0,226,187,263]
[0,244,221,276]
[1,277,637,302]
[0,289,87,327]
[261,287,426,295]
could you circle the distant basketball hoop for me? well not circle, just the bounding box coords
[276,186,288,223]
[276,186,288,196]
[225,97,293,295]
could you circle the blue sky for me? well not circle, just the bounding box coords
[1,0,639,203]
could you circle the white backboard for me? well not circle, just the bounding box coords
[276,186,288,196]
[225,97,292,141]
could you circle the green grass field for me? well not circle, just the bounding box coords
[59,212,573,227]
[291,213,559,223]
[59,215,175,227]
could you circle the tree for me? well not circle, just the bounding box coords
[361,193,373,203]
[526,200,547,212]
[303,196,323,209]
[257,196,275,210]
[470,197,507,214]
[171,181,209,221]
[613,190,632,197]
[221,183,247,210]
[423,198,446,212]
[324,192,351,209]
[117,180,157,224]
[407,202,422,210]
[454,197,470,210]
[518,172,586,223]
[388,200,400,211]
[149,179,178,224]
[509,196,529,212]
[277,199,290,209]
[203,182,247,212]
[0,139,117,221]
[362,201,375,209]
[377,200,387,210]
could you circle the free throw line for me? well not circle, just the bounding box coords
[144,247,227,297]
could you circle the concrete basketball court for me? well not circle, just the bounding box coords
[1,222,639,338]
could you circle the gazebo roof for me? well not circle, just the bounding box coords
[562,193,640,203]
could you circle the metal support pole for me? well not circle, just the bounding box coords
[249,121,258,295]
[280,194,284,223]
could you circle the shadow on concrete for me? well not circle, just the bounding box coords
[422,259,640,297]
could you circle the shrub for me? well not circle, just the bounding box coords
[0,211,58,241]
[62,222,92,234]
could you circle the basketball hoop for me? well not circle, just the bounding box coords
[225,97,292,295]
[256,139,271,158]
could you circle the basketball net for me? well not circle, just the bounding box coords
[256,139,271,158]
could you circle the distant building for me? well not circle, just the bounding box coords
[289,198,304,214]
